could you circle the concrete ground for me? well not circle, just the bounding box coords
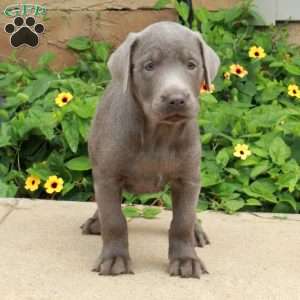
[0,198,299,300]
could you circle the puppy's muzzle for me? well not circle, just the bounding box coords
[159,89,192,122]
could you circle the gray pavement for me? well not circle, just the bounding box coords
[0,198,299,300]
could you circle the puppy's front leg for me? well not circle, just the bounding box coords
[168,178,208,278]
[92,177,133,275]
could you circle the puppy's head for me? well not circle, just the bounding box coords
[108,21,220,124]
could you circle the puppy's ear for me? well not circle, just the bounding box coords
[194,31,220,87]
[108,32,138,94]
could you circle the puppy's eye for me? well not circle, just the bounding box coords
[144,61,155,71]
[187,61,197,70]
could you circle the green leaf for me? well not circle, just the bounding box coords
[246,198,262,206]
[201,93,218,104]
[67,37,92,51]
[249,8,265,25]
[94,43,110,62]
[224,5,243,22]
[175,1,190,22]
[197,200,209,211]
[201,133,213,144]
[284,63,300,76]
[216,148,230,167]
[277,193,297,211]
[62,117,80,153]
[78,119,90,141]
[162,193,172,209]
[0,124,11,148]
[276,173,299,192]
[122,192,138,205]
[282,159,300,174]
[208,10,225,22]
[0,181,17,197]
[237,155,261,167]
[224,199,244,213]
[122,206,141,218]
[38,52,55,66]
[250,146,268,158]
[65,191,93,201]
[195,7,209,29]
[242,187,261,198]
[216,182,240,196]
[47,151,71,180]
[260,85,282,102]
[250,179,277,203]
[273,202,296,213]
[28,77,51,102]
[71,100,96,119]
[154,0,171,10]
[142,207,161,219]
[269,62,284,68]
[0,163,8,176]
[238,81,256,97]
[201,172,222,187]
[27,163,52,181]
[138,193,161,204]
[61,182,75,196]
[269,137,291,166]
[250,160,270,179]
[65,156,91,171]
[225,168,240,177]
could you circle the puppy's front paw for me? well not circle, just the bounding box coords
[92,256,134,276]
[169,257,208,278]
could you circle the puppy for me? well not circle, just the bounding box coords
[82,21,220,278]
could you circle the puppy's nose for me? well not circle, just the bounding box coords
[168,96,185,106]
[161,92,189,109]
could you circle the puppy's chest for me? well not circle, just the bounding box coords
[123,148,179,194]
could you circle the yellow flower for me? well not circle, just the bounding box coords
[200,82,215,94]
[55,92,73,107]
[230,64,248,78]
[288,84,300,98]
[224,72,231,80]
[44,175,64,194]
[233,144,251,160]
[248,46,266,59]
[24,175,41,192]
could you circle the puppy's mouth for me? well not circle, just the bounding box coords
[162,113,189,123]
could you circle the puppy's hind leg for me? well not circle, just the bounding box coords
[81,209,101,235]
[194,218,210,247]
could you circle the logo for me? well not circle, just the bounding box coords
[3,3,47,48]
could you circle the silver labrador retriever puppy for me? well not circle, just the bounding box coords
[81,21,220,278]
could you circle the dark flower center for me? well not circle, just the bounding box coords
[293,90,297,94]
[255,51,259,56]
[51,182,58,188]
[203,84,208,90]
[236,68,241,74]
[62,97,68,103]
[240,150,244,155]
[32,180,35,184]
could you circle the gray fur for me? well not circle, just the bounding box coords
[83,21,220,278]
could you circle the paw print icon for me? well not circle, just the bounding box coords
[4,16,45,48]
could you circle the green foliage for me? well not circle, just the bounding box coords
[1,0,300,214]
[192,0,300,213]
[122,206,161,219]
[0,40,110,201]
[154,0,171,10]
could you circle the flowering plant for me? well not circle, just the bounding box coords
[191,0,300,213]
